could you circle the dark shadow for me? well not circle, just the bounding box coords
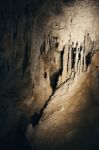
[44,72,47,79]
[50,71,60,91]
[72,47,76,69]
[86,52,92,67]
[16,117,32,150]
[22,40,29,76]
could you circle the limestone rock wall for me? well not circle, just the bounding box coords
[0,0,98,116]
[0,0,99,149]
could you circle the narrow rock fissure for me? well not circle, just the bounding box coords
[30,93,54,127]
[16,92,56,150]
[59,48,64,75]
[50,71,60,92]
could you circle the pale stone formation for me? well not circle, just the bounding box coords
[61,44,69,83]
[80,46,84,73]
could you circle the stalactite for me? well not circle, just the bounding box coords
[57,32,96,90]
[38,31,95,96]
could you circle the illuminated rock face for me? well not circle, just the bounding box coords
[28,52,99,150]
[0,0,99,149]
[30,0,99,112]
[28,0,99,150]
[28,50,99,150]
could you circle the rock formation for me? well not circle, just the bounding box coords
[0,0,99,150]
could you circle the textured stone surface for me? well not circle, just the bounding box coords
[0,0,99,150]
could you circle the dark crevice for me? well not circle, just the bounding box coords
[59,48,64,75]
[30,93,54,127]
[71,47,76,69]
[50,48,64,92]
[86,51,92,67]
[50,71,60,91]
[55,42,59,48]
[44,72,47,79]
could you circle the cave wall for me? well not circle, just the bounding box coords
[0,0,47,140]
[30,0,99,111]
[0,0,99,148]
[0,0,98,113]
